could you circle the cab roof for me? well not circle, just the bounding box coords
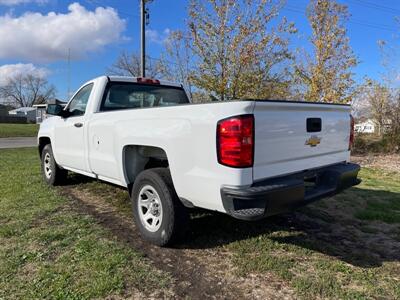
[107,76,182,88]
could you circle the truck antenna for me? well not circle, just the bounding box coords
[67,48,71,100]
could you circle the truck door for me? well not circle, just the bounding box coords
[53,83,93,172]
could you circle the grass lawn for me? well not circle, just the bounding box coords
[76,164,400,299]
[1,147,399,299]
[0,148,171,299]
[227,168,400,299]
[0,123,39,138]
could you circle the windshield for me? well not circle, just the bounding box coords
[100,82,190,111]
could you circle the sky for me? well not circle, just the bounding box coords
[0,0,399,101]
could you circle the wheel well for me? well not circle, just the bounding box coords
[38,137,51,157]
[123,145,169,191]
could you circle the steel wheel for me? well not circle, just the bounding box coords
[43,152,52,179]
[131,168,189,246]
[41,144,67,186]
[137,184,163,232]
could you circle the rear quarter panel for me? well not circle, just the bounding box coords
[87,101,255,212]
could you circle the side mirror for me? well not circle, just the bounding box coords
[46,104,69,118]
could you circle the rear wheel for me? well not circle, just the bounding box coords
[41,144,67,186]
[131,168,189,246]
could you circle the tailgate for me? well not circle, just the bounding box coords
[253,101,351,181]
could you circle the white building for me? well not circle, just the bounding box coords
[33,99,66,123]
[8,107,37,123]
[355,119,376,134]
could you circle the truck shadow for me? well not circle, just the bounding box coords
[63,174,400,269]
[183,187,400,268]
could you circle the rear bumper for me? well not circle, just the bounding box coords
[221,162,361,221]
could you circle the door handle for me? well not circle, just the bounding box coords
[74,122,83,128]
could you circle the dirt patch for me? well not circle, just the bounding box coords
[60,187,295,299]
[57,167,400,299]
[351,154,400,173]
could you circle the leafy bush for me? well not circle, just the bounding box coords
[353,133,399,154]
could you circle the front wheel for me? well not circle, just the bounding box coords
[131,168,189,246]
[41,144,67,186]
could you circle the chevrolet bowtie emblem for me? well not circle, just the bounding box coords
[305,135,321,147]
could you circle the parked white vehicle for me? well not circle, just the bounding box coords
[38,76,360,246]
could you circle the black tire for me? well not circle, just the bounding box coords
[131,168,189,246]
[41,144,67,186]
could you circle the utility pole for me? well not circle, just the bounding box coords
[140,0,146,77]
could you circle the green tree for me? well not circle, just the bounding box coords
[186,0,296,101]
[295,0,357,103]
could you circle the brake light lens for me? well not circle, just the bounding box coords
[217,114,254,168]
[136,77,160,84]
[349,114,355,151]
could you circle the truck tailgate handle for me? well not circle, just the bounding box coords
[307,118,321,132]
[74,122,83,128]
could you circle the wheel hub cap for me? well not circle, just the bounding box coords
[43,153,52,179]
[137,185,163,232]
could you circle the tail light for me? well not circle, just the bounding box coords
[217,114,254,168]
[349,114,355,151]
[136,77,160,84]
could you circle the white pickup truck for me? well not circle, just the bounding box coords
[38,76,360,246]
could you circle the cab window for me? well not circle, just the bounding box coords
[100,82,189,111]
[67,83,94,116]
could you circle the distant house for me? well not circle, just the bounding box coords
[355,119,376,134]
[5,99,67,124]
[8,107,37,123]
[355,118,393,134]
[33,99,67,123]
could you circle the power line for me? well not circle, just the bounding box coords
[284,4,397,32]
[348,0,400,15]
[350,20,396,32]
